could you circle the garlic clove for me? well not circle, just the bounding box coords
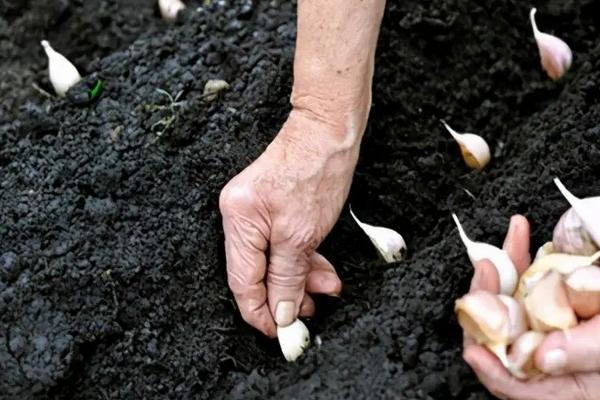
[455,290,511,344]
[515,251,600,300]
[277,319,310,362]
[534,241,555,262]
[452,213,518,295]
[554,178,600,250]
[41,40,82,97]
[507,331,545,380]
[524,271,577,332]
[565,265,600,319]
[350,208,407,263]
[442,120,491,170]
[530,8,572,80]
[498,295,528,343]
[159,0,186,22]
[553,205,599,257]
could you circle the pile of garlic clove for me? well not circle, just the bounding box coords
[454,178,600,379]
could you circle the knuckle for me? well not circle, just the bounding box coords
[219,181,255,214]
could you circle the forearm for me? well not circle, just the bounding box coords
[291,0,386,142]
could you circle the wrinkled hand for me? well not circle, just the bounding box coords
[463,215,600,399]
[220,110,362,337]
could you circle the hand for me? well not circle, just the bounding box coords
[219,109,363,337]
[463,216,600,399]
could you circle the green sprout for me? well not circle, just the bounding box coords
[90,80,104,101]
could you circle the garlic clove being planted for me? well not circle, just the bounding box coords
[442,120,490,170]
[565,265,600,319]
[277,319,310,362]
[553,205,599,257]
[515,251,600,300]
[159,0,186,22]
[350,208,407,263]
[524,271,577,333]
[507,331,546,380]
[41,40,82,97]
[554,178,600,251]
[530,8,572,80]
[452,213,518,295]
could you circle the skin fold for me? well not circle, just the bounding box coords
[219,1,600,397]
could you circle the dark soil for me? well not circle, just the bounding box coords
[1,0,599,399]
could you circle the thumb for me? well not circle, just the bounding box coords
[266,246,311,327]
[535,315,600,375]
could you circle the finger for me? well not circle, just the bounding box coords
[299,293,315,317]
[266,246,311,327]
[220,186,276,337]
[471,259,500,293]
[535,315,600,375]
[502,214,531,275]
[305,253,342,296]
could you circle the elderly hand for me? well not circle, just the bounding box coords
[219,110,362,337]
[463,215,600,399]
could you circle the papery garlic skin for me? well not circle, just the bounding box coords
[534,242,555,262]
[553,206,599,257]
[524,271,577,333]
[159,0,186,22]
[442,121,490,170]
[41,40,82,97]
[452,214,518,295]
[277,319,310,362]
[565,265,600,319]
[508,331,545,380]
[498,295,528,343]
[530,8,572,80]
[554,178,600,251]
[350,209,407,263]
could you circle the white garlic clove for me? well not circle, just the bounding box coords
[507,331,545,380]
[498,295,528,343]
[455,290,511,344]
[534,241,555,262]
[554,178,600,250]
[565,265,600,319]
[515,251,600,300]
[442,120,491,170]
[277,319,310,362]
[553,206,599,257]
[530,8,572,80]
[41,40,82,97]
[350,208,407,263]
[524,271,577,333]
[159,0,186,22]
[203,79,230,102]
[452,213,518,295]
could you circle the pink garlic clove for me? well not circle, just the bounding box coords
[565,265,600,319]
[507,331,546,380]
[455,290,511,344]
[524,271,577,332]
[498,295,529,343]
[553,206,599,257]
[530,8,572,80]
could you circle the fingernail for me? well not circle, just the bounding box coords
[275,301,296,326]
[542,349,567,374]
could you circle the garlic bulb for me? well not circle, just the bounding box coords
[524,271,577,333]
[442,120,490,170]
[553,206,599,257]
[508,331,545,379]
[554,178,600,251]
[350,208,407,263]
[455,290,510,366]
[565,265,600,319]
[41,40,81,97]
[452,213,518,295]
[159,0,186,22]
[530,8,572,80]
[515,251,600,300]
[277,319,310,362]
